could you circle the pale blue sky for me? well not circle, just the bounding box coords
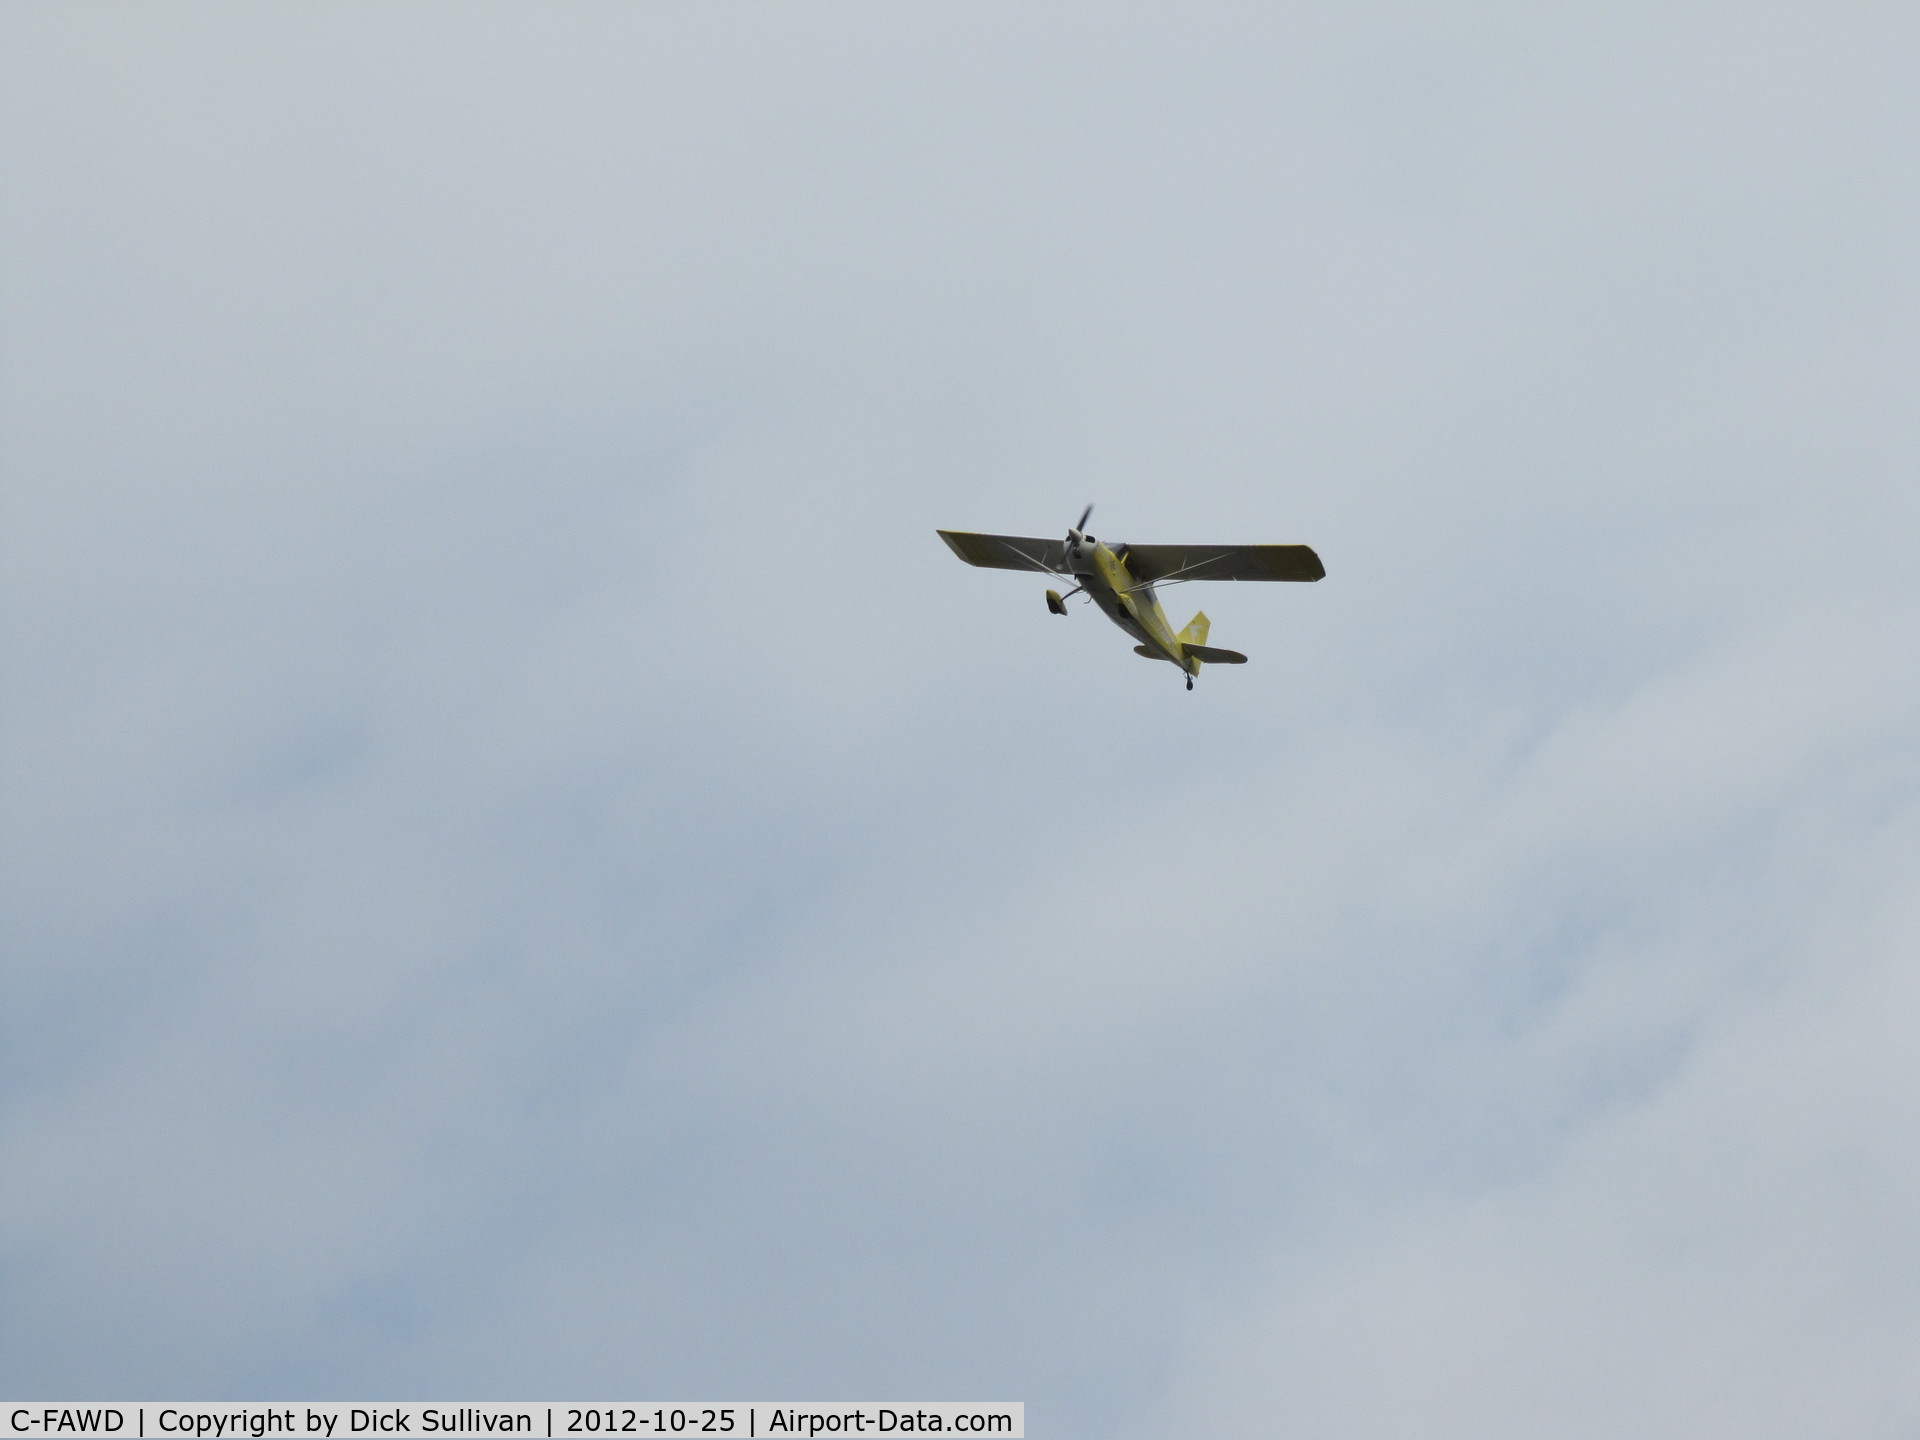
[6,8,1920,1436]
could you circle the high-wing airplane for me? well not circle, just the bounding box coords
[938,505,1324,690]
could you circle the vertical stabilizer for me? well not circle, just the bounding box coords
[1177,611,1210,647]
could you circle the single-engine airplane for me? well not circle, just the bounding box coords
[938,506,1324,690]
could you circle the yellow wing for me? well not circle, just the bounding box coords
[1123,543,1324,583]
[937,531,1071,574]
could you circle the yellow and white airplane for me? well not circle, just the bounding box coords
[939,506,1324,690]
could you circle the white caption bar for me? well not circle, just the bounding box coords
[3,1407,1022,1440]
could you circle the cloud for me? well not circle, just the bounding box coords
[5,7,1920,1436]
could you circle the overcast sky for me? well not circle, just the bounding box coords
[6,6,1920,1436]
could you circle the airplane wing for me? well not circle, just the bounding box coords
[1122,543,1324,583]
[937,530,1071,574]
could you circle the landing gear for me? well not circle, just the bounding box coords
[1186,676,1194,691]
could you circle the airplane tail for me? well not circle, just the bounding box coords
[1169,613,1247,665]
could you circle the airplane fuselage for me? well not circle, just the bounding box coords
[1067,535,1196,677]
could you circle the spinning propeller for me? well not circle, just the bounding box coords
[1047,504,1096,615]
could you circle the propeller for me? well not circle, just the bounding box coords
[1053,504,1096,611]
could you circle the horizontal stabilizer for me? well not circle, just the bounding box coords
[1133,645,1173,662]
[1185,644,1247,664]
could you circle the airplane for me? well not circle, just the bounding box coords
[938,506,1324,690]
